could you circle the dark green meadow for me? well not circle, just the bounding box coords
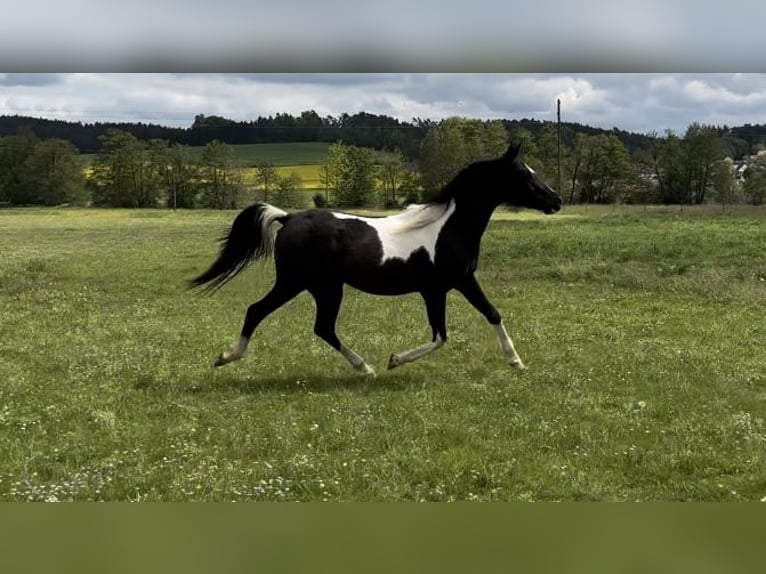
[1,205,765,501]
[80,142,333,168]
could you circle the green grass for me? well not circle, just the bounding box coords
[188,141,391,167]
[213,142,332,167]
[1,205,765,501]
[80,142,333,169]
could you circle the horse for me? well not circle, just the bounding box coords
[190,142,562,376]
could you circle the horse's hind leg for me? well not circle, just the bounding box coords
[310,283,376,377]
[215,280,303,367]
[388,290,447,369]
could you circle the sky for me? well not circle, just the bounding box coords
[2,1,766,135]
[1,73,766,136]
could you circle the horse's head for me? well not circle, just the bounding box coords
[499,142,562,214]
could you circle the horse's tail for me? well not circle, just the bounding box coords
[189,202,288,293]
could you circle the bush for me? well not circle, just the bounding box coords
[313,193,328,208]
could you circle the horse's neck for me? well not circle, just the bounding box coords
[450,197,500,246]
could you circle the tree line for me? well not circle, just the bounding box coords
[88,130,311,209]
[5,109,766,158]
[2,119,766,209]
[0,112,429,158]
[0,111,666,159]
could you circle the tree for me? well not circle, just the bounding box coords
[720,134,750,161]
[272,171,305,209]
[574,134,634,204]
[335,145,377,207]
[419,117,508,199]
[535,123,561,184]
[461,118,508,163]
[506,125,542,167]
[419,119,466,198]
[599,134,636,203]
[398,168,423,205]
[254,162,278,202]
[199,140,242,209]
[711,158,738,210]
[147,140,198,209]
[166,143,198,209]
[23,139,88,205]
[0,132,40,204]
[648,129,689,204]
[318,141,379,207]
[378,149,408,207]
[684,123,724,204]
[568,133,591,204]
[640,124,727,205]
[743,157,766,205]
[88,129,157,207]
[319,141,347,205]
[318,160,332,204]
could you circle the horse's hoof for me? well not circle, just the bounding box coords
[214,352,236,367]
[387,354,400,370]
[509,360,526,370]
[357,363,377,377]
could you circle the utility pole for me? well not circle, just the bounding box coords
[557,98,562,196]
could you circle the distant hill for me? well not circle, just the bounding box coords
[2,111,764,159]
[0,112,429,158]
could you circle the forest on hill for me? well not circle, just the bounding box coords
[0,111,662,158]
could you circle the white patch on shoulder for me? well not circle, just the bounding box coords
[331,201,456,264]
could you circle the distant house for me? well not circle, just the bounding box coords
[726,150,766,181]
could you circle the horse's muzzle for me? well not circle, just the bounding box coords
[544,200,562,214]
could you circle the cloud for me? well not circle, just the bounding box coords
[0,74,63,87]
[1,73,766,135]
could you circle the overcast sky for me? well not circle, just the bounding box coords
[2,1,765,135]
[1,73,766,135]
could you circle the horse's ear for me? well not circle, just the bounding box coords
[504,141,522,160]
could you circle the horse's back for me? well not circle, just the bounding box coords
[274,209,433,294]
[274,210,344,269]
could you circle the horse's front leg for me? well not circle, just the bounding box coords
[455,274,525,369]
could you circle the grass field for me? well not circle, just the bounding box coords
[186,141,391,168]
[204,142,332,167]
[1,205,765,501]
[80,142,333,169]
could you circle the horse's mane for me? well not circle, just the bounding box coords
[385,162,479,233]
[427,159,488,205]
[388,202,452,234]
[429,180,460,205]
[333,157,495,235]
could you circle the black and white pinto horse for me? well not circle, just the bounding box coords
[191,142,562,376]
